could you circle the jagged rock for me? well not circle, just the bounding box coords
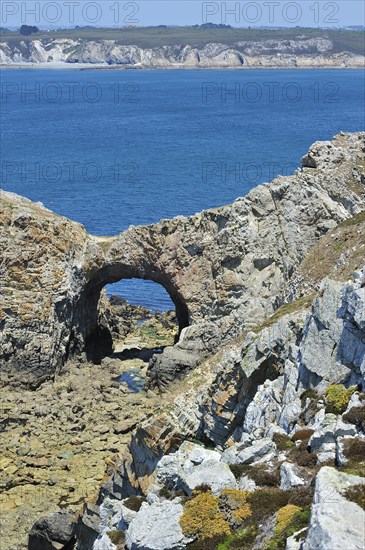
[299,275,365,393]
[286,527,307,549]
[156,441,236,495]
[93,534,116,550]
[1,133,364,389]
[196,316,302,448]
[75,503,101,549]
[309,414,357,452]
[303,467,365,550]
[280,462,306,490]
[237,475,256,492]
[221,438,276,465]
[77,266,365,549]
[125,499,191,550]
[28,509,74,550]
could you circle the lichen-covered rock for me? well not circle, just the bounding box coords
[303,467,365,550]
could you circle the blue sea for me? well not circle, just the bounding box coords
[1,69,364,310]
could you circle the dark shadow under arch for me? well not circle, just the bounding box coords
[71,263,190,365]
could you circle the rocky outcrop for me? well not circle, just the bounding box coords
[0,36,364,68]
[77,265,365,549]
[303,467,365,550]
[1,133,364,389]
[28,510,75,550]
[299,270,365,392]
[126,499,192,550]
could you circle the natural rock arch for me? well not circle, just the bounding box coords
[78,262,190,363]
[1,133,364,388]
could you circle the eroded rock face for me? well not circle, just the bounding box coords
[299,270,365,392]
[75,266,365,549]
[1,133,364,389]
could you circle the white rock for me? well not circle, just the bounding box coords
[126,499,192,550]
[120,501,138,526]
[280,462,305,490]
[303,466,365,550]
[286,527,307,550]
[147,484,163,504]
[237,475,256,492]
[181,459,237,495]
[221,438,276,465]
[309,415,357,453]
[156,441,235,495]
[94,533,117,550]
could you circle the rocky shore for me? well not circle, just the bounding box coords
[0,132,364,549]
[0,310,176,550]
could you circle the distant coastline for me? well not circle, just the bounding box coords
[1,64,364,70]
[1,27,363,70]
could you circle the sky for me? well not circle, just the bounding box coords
[1,1,364,29]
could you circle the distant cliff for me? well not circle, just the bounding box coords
[0,33,364,68]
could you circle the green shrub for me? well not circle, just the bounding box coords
[247,465,281,487]
[159,487,174,500]
[340,458,365,478]
[264,507,310,550]
[188,535,226,549]
[228,464,249,480]
[300,389,318,402]
[325,385,356,415]
[288,487,314,507]
[248,488,290,522]
[123,495,146,512]
[273,433,295,451]
[343,406,365,431]
[343,438,365,462]
[219,489,251,528]
[180,490,231,541]
[217,525,258,549]
[285,508,311,537]
[344,484,365,510]
[295,450,318,468]
[194,484,211,493]
[275,505,302,535]
[229,464,280,487]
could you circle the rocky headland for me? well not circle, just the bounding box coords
[0,35,364,68]
[0,132,365,550]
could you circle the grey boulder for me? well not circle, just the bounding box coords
[303,466,365,550]
[126,499,191,550]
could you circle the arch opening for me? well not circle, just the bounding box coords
[76,267,190,371]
